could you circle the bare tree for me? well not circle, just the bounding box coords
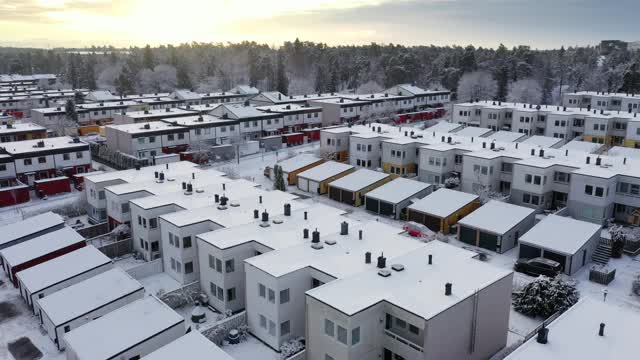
[507,79,542,104]
[457,71,497,101]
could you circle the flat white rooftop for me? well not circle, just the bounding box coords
[119,108,197,119]
[0,136,87,154]
[296,161,354,182]
[163,114,236,127]
[408,188,478,218]
[521,135,564,148]
[560,140,603,153]
[458,200,535,235]
[198,203,348,251]
[608,146,640,159]
[0,212,64,248]
[365,177,431,204]
[453,126,493,138]
[307,241,510,319]
[37,268,142,326]
[0,227,84,266]
[245,221,423,278]
[63,296,184,360]
[486,131,527,143]
[142,332,233,360]
[425,121,463,133]
[84,161,199,185]
[159,190,301,228]
[105,168,225,196]
[506,298,639,360]
[106,122,187,135]
[276,154,322,173]
[328,169,390,192]
[16,245,111,294]
[0,122,46,134]
[519,215,601,255]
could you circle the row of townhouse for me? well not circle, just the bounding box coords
[0,136,91,186]
[0,121,47,142]
[563,90,640,113]
[0,74,57,86]
[105,102,326,160]
[321,121,640,226]
[0,90,88,117]
[452,100,640,146]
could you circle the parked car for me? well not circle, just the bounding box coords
[514,257,562,277]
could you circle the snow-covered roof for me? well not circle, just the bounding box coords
[230,85,260,95]
[163,114,237,127]
[365,177,432,204]
[0,227,84,266]
[453,126,493,138]
[159,190,301,228]
[320,126,353,134]
[170,89,202,101]
[458,200,535,235]
[219,103,273,119]
[105,121,187,135]
[63,296,184,360]
[408,188,479,218]
[84,161,199,185]
[506,298,640,360]
[607,146,640,159]
[198,203,348,251]
[256,103,322,113]
[276,154,323,173]
[0,122,46,134]
[245,220,422,278]
[521,135,564,148]
[559,140,603,153]
[0,212,64,248]
[296,161,354,182]
[310,97,370,106]
[328,169,390,192]
[16,245,111,294]
[566,90,640,101]
[37,268,142,326]
[307,241,509,319]
[485,131,527,143]
[519,215,601,255]
[143,332,233,360]
[0,136,88,155]
[86,90,120,102]
[105,168,225,196]
[119,108,197,119]
[425,121,463,133]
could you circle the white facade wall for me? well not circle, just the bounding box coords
[350,137,385,169]
[161,219,218,284]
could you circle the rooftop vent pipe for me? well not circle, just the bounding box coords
[261,211,269,222]
[428,254,433,265]
[254,209,259,219]
[599,323,605,336]
[284,203,291,216]
[215,194,220,203]
[340,221,348,235]
[303,228,309,239]
[586,156,591,164]
[377,253,386,269]
[359,229,363,240]
[445,283,452,296]
[365,252,371,264]
[537,326,549,344]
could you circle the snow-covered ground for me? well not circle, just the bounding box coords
[0,191,81,226]
[139,272,181,296]
[221,335,279,360]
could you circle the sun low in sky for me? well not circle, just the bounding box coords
[1,0,639,48]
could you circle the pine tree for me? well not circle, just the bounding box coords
[314,66,327,92]
[248,47,260,87]
[177,64,192,89]
[115,64,134,96]
[541,62,554,105]
[273,165,286,191]
[460,45,477,73]
[513,277,579,318]
[82,54,97,90]
[275,50,289,95]
[65,99,78,123]
[495,64,509,101]
[143,44,155,70]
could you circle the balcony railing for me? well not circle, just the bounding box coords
[384,329,424,353]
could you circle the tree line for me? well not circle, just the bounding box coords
[1,40,640,104]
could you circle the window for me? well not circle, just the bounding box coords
[501,163,513,173]
[64,325,71,333]
[149,218,157,229]
[225,259,234,273]
[24,158,32,165]
[185,261,193,274]
[268,289,275,303]
[595,187,604,197]
[352,327,360,345]
[269,320,276,336]
[217,286,224,300]
[337,326,348,344]
[280,289,290,304]
[260,315,267,329]
[149,136,156,143]
[121,203,130,213]
[409,324,420,335]
[151,241,159,251]
[325,319,335,337]
[174,237,180,248]
[523,193,531,204]
[216,258,222,273]
[525,174,532,183]
[138,138,145,144]
[227,287,236,301]
[167,134,174,141]
[183,236,192,248]
[259,284,266,298]
[178,133,185,139]
[208,255,215,269]
[533,175,541,185]
[395,318,407,329]
[170,258,176,270]
[585,185,593,195]
[281,320,290,336]
[76,152,83,159]
[63,153,70,160]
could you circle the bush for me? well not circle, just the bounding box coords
[280,337,305,359]
[513,277,579,318]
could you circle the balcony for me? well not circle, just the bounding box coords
[384,329,424,353]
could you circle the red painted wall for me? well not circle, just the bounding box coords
[34,177,71,197]
[8,240,86,285]
[0,186,30,207]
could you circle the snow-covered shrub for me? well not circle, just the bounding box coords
[444,176,460,189]
[280,337,305,359]
[632,274,640,296]
[513,277,579,318]
[219,166,240,179]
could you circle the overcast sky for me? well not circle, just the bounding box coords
[1,0,638,49]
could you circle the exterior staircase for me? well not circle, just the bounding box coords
[592,241,612,265]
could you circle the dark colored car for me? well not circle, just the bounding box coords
[514,257,562,277]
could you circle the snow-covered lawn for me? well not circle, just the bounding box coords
[0,272,66,360]
[138,272,182,297]
[221,335,279,360]
[174,304,221,330]
[0,191,81,226]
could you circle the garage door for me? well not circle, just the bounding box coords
[379,201,394,216]
[329,186,341,202]
[342,190,354,206]
[408,210,423,223]
[519,244,541,260]
[478,232,498,252]
[543,250,567,272]
[309,181,320,194]
[366,198,379,213]
[459,226,476,246]
[423,214,441,232]
[298,178,309,192]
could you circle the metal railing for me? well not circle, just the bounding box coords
[384,329,424,352]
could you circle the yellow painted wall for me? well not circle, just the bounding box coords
[352,175,395,207]
[382,162,416,175]
[624,139,639,148]
[78,125,101,136]
[440,199,481,234]
[317,168,356,194]
[287,159,325,185]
